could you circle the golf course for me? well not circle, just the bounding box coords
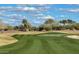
[0,4,79,54]
[0,31,79,54]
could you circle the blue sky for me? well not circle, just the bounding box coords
[0,4,79,26]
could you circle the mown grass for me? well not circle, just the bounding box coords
[0,32,79,54]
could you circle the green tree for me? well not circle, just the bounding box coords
[14,26,19,30]
[60,20,68,25]
[67,19,75,24]
[43,19,54,31]
[73,23,79,30]
[7,25,13,30]
[44,19,54,24]
[0,19,7,30]
[22,19,31,31]
[60,19,75,25]
[60,19,76,30]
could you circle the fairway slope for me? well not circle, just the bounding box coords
[0,32,79,54]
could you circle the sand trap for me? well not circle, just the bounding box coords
[0,36,18,46]
[67,35,79,39]
[0,31,46,46]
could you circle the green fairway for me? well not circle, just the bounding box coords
[0,32,79,54]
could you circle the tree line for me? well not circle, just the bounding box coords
[0,18,79,32]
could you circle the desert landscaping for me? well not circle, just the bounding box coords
[0,4,79,54]
[0,30,79,54]
[0,15,79,54]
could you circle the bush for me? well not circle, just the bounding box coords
[44,25,52,31]
[73,24,79,30]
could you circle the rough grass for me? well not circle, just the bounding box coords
[0,32,79,54]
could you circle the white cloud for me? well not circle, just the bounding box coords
[0,6,37,12]
[58,8,65,10]
[43,15,55,19]
[6,14,27,20]
[7,14,18,17]
[0,5,50,13]
[60,15,65,18]
[0,6,13,9]
[32,13,44,17]
[37,15,55,19]
[59,8,79,13]
[68,9,79,12]
[22,7,37,11]
[0,6,14,11]
[0,13,5,16]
